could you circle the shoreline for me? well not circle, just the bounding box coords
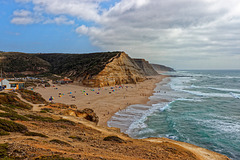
[34,75,168,127]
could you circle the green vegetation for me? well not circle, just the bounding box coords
[0,52,51,73]
[49,139,71,147]
[69,136,82,141]
[0,105,29,121]
[17,89,47,104]
[1,51,122,82]
[56,119,75,126]
[24,131,48,138]
[35,155,75,160]
[0,106,15,113]
[0,129,10,136]
[25,114,75,126]
[36,52,119,78]
[25,114,55,122]
[0,93,32,110]
[40,108,53,113]
[103,136,125,143]
[0,112,29,121]
[0,119,28,133]
[0,143,9,158]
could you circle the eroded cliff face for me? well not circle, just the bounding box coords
[134,59,159,76]
[151,63,175,72]
[82,52,145,87]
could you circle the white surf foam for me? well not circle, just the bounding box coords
[230,92,240,99]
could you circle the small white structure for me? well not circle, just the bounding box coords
[0,79,25,90]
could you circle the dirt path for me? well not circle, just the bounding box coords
[15,92,43,112]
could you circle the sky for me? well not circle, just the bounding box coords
[0,0,240,70]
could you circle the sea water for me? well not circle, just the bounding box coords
[108,70,240,159]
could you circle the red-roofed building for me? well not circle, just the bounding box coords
[59,77,73,84]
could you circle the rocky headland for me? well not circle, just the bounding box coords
[1,51,171,87]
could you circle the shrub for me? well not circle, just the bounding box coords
[0,143,8,158]
[25,114,55,122]
[69,136,82,141]
[35,155,75,160]
[40,108,53,113]
[49,139,71,147]
[0,129,10,136]
[103,136,125,143]
[26,115,75,126]
[56,119,75,126]
[17,90,47,104]
[0,106,16,113]
[0,93,32,110]
[0,119,28,133]
[0,112,29,121]
[24,131,48,138]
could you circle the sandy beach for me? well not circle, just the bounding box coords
[34,75,167,126]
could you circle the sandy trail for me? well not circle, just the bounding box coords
[15,92,43,112]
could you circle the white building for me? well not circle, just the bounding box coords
[0,79,25,90]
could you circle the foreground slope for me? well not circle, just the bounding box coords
[0,91,230,160]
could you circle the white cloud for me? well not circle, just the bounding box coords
[11,9,37,24]
[44,16,74,25]
[76,25,89,35]
[13,0,240,69]
[13,9,31,17]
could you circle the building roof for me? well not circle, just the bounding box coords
[8,81,25,84]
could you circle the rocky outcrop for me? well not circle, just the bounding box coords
[82,52,145,87]
[134,59,159,76]
[151,64,175,72]
[63,108,99,124]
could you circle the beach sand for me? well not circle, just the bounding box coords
[34,75,167,126]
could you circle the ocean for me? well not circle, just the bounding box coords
[108,70,240,159]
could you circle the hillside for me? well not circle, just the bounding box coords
[151,63,175,72]
[36,52,145,87]
[0,91,230,160]
[1,51,174,87]
[35,52,119,79]
[134,59,159,76]
[0,52,51,75]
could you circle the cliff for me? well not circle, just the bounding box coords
[151,63,175,72]
[82,52,145,87]
[1,51,174,87]
[1,51,146,87]
[134,59,159,76]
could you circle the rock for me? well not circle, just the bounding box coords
[63,108,99,124]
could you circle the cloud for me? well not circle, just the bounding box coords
[11,9,37,24]
[76,25,89,35]
[44,16,74,25]
[12,0,240,69]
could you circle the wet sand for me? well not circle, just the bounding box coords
[34,75,167,126]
